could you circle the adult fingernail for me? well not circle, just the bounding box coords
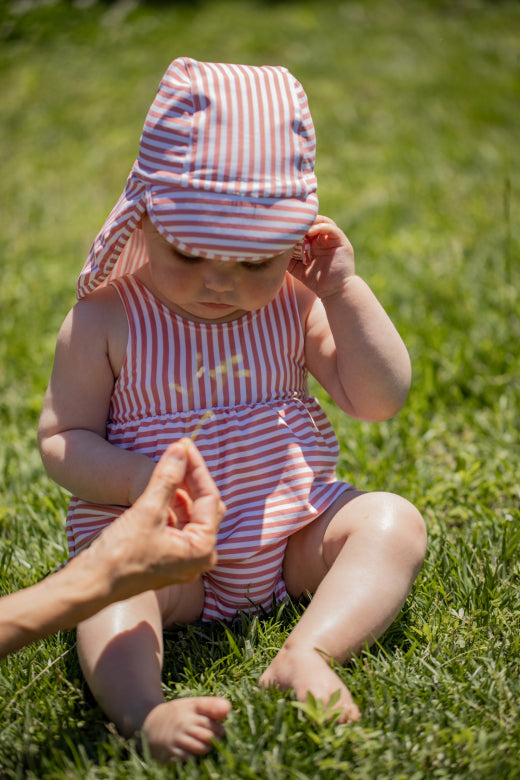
[167,444,185,460]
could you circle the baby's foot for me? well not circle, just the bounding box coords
[141,696,231,762]
[259,644,360,723]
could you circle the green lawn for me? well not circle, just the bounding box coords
[1,0,519,777]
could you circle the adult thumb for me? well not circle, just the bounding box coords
[146,442,188,507]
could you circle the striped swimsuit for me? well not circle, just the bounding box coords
[66,272,350,621]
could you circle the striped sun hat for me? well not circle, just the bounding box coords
[77,57,319,299]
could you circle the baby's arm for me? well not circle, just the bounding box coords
[38,286,155,506]
[291,216,411,423]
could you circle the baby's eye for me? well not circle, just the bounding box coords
[174,250,203,264]
[240,260,271,272]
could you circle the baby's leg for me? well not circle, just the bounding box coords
[260,491,427,722]
[77,581,230,762]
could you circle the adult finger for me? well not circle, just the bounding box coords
[182,439,221,503]
[140,442,188,513]
[180,439,225,536]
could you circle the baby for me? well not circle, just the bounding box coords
[39,58,427,762]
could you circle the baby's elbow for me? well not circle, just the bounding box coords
[382,382,411,421]
[368,399,407,423]
[37,421,49,464]
[357,406,401,424]
[354,382,410,423]
[38,437,57,478]
[380,383,410,421]
[37,420,61,478]
[372,362,412,421]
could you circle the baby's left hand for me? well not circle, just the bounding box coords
[289,215,355,300]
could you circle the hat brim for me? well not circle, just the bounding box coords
[147,186,318,262]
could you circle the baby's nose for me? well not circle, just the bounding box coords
[204,261,235,292]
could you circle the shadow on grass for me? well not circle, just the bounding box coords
[0,595,419,776]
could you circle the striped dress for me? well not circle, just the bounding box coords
[66,272,350,621]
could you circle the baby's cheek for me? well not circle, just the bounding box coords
[257,273,286,302]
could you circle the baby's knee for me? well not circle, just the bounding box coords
[342,492,426,570]
[383,494,427,570]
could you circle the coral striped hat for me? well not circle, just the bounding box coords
[77,57,318,299]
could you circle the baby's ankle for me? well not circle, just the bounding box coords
[118,697,165,738]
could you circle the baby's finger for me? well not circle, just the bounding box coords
[307,214,335,233]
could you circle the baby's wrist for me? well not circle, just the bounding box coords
[319,273,358,304]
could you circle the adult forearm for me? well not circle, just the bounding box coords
[40,429,155,506]
[323,275,411,421]
[1,439,223,659]
[0,555,113,658]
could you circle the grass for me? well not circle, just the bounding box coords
[0,0,519,776]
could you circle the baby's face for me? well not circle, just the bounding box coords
[141,216,293,322]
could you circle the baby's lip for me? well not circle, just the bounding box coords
[200,302,235,309]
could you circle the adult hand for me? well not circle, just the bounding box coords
[0,440,224,659]
[87,438,225,601]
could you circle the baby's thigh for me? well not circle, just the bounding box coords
[282,488,365,598]
[159,577,205,628]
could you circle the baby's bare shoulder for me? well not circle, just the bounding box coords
[57,285,128,369]
[74,284,124,321]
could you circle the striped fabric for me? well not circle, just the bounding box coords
[77,58,318,299]
[66,274,351,621]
